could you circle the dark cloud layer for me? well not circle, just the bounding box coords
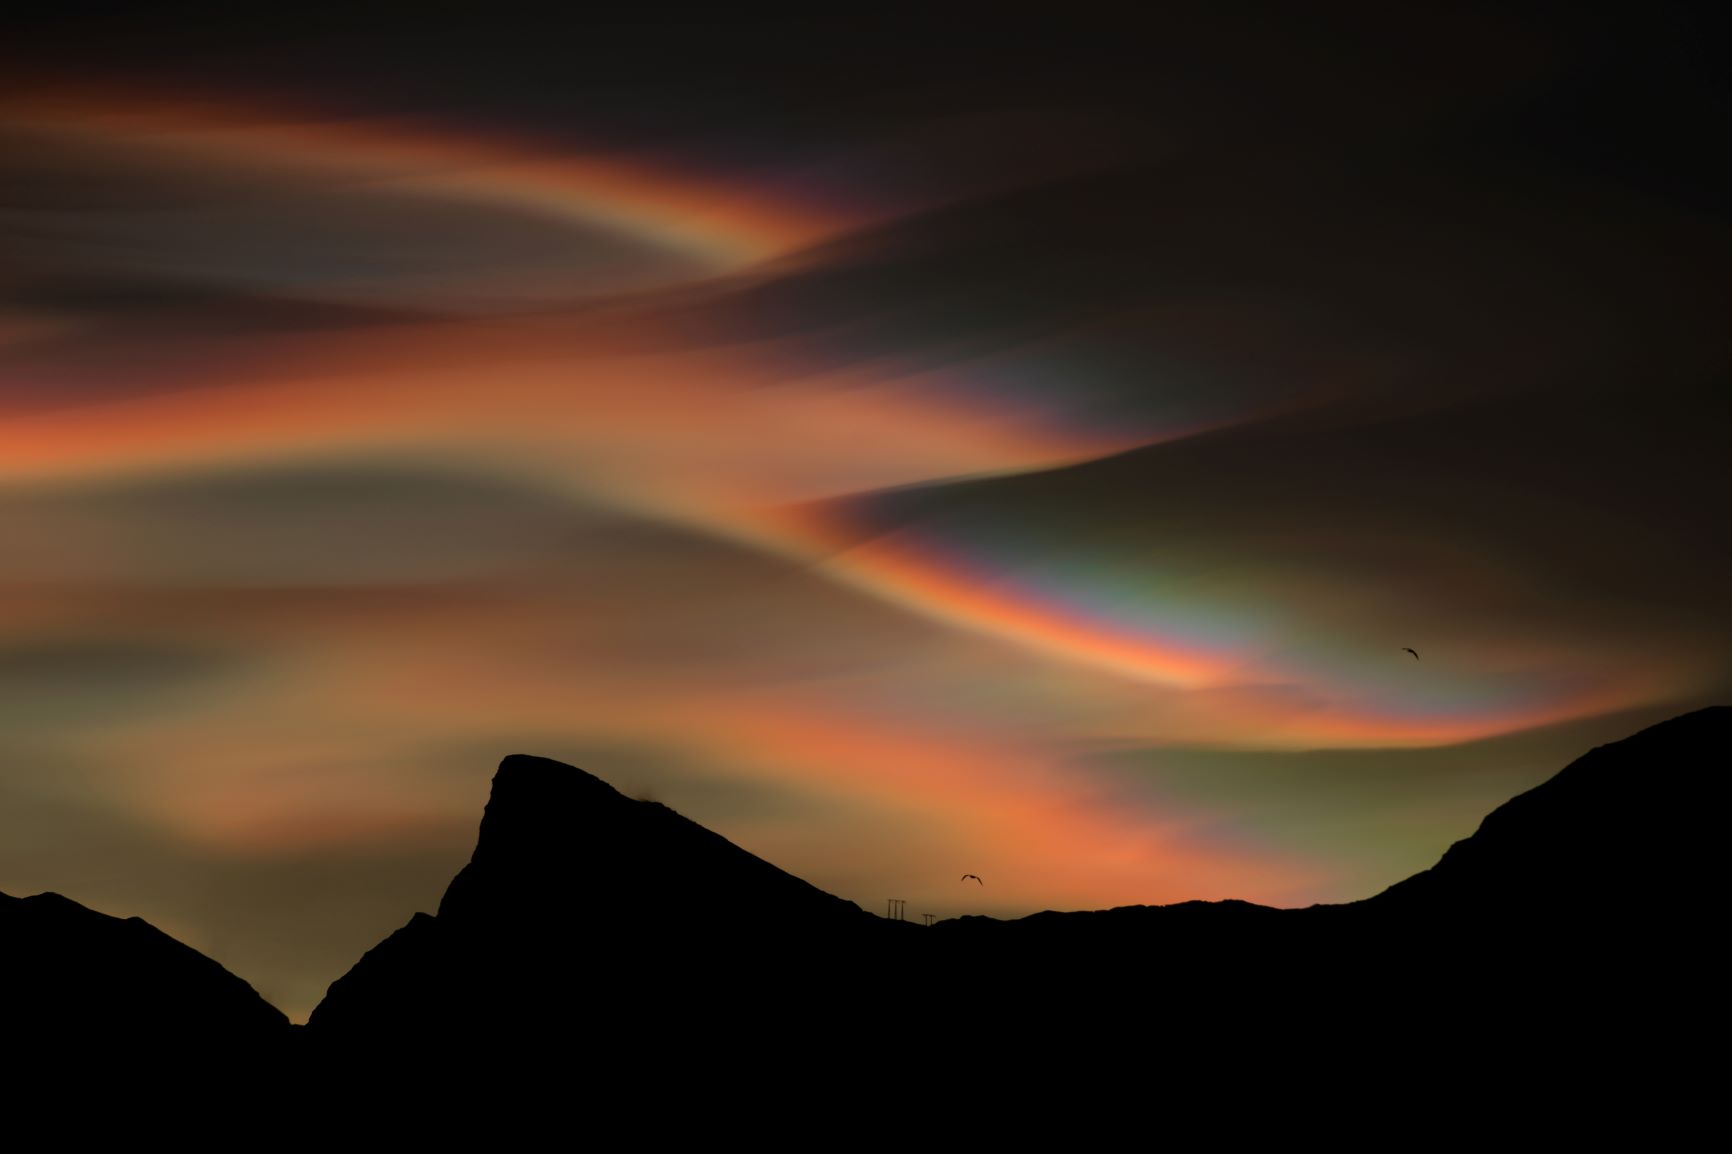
[12,5,1726,168]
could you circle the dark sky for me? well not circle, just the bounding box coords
[1,4,1728,1019]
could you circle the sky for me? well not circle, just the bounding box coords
[1,5,1729,1020]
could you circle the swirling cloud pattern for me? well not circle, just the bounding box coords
[2,7,1729,1018]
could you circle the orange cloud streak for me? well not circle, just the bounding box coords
[784,520,1232,689]
[759,510,1678,749]
[109,647,1325,908]
[0,91,1672,759]
[2,93,843,267]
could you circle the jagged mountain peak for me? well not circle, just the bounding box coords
[432,752,866,927]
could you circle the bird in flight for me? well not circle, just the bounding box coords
[1403,647,1420,660]
[961,874,983,885]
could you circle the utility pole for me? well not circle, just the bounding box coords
[922,913,935,927]
[886,898,906,921]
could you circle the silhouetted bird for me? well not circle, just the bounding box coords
[1403,648,1420,660]
[961,874,983,885]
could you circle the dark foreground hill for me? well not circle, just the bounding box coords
[1,708,1721,1126]
[308,752,877,1048]
[300,708,1724,1113]
[1365,705,1724,919]
[0,888,291,1098]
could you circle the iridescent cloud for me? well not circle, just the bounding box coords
[1,68,1727,1026]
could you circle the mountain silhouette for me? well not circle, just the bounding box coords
[295,708,1723,1115]
[1,887,290,1104]
[1,890,289,1043]
[1364,705,1725,920]
[308,753,874,1045]
[1,708,1719,1126]
[926,707,1727,945]
[437,753,869,928]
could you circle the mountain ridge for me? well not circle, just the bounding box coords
[3,706,1721,1091]
[0,886,290,1053]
